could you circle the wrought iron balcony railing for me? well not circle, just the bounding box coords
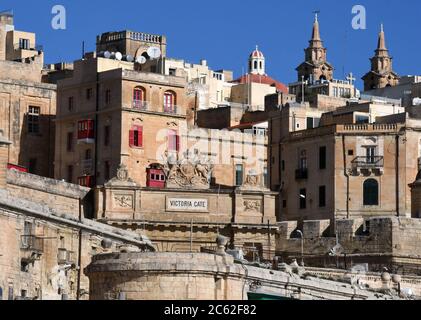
[57,248,76,265]
[21,235,44,253]
[132,100,149,111]
[352,156,384,169]
[295,168,308,180]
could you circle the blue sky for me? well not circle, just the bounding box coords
[2,0,419,88]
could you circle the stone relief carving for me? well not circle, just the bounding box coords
[114,195,134,209]
[245,173,260,187]
[105,163,138,188]
[244,200,261,212]
[161,151,213,190]
[116,164,129,181]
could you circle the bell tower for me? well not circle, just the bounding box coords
[249,46,265,76]
[296,14,334,83]
[362,24,400,91]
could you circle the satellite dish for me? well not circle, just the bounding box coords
[98,51,111,59]
[114,52,123,61]
[135,56,147,64]
[147,46,161,59]
[124,55,134,62]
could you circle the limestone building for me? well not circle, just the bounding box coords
[362,25,400,91]
[0,12,56,177]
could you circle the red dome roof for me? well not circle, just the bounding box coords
[231,73,288,94]
[250,46,264,59]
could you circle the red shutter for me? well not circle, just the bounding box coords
[139,126,143,147]
[129,130,134,147]
[176,134,180,151]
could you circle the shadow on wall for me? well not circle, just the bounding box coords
[18,113,55,178]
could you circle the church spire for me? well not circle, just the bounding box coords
[376,23,388,53]
[362,23,399,91]
[311,13,321,43]
[296,14,333,82]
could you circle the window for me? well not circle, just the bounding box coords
[67,165,73,183]
[68,97,74,112]
[167,129,179,151]
[235,164,244,186]
[319,186,326,207]
[299,150,307,170]
[28,158,37,174]
[21,260,30,272]
[299,188,307,209]
[133,87,145,101]
[104,126,110,146]
[169,68,176,76]
[319,146,327,170]
[254,61,258,69]
[66,132,73,152]
[129,125,143,148]
[164,91,176,113]
[366,146,376,164]
[356,115,369,124]
[85,149,92,160]
[28,106,40,134]
[24,221,33,236]
[307,117,314,129]
[105,89,111,105]
[19,38,30,50]
[104,161,111,181]
[86,88,93,100]
[263,167,268,187]
[363,179,379,206]
[348,150,354,156]
[8,287,13,301]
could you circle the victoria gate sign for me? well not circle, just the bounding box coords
[166,198,209,212]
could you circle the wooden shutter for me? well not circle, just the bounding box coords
[129,129,135,147]
[138,126,143,147]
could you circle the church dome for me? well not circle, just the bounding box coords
[250,46,264,59]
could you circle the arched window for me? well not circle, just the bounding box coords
[259,61,263,70]
[133,87,146,109]
[164,91,176,113]
[254,61,258,70]
[363,179,379,206]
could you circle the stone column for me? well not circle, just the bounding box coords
[0,135,11,189]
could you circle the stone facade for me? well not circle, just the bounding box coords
[85,252,405,300]
[276,217,421,275]
[0,15,56,177]
[94,164,278,260]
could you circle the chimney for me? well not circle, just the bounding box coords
[0,132,11,189]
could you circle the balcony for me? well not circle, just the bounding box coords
[351,156,384,176]
[81,159,93,172]
[128,101,185,116]
[57,248,76,265]
[132,100,149,111]
[163,105,183,115]
[295,168,308,180]
[77,120,95,144]
[21,235,44,253]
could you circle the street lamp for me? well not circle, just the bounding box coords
[296,230,304,267]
